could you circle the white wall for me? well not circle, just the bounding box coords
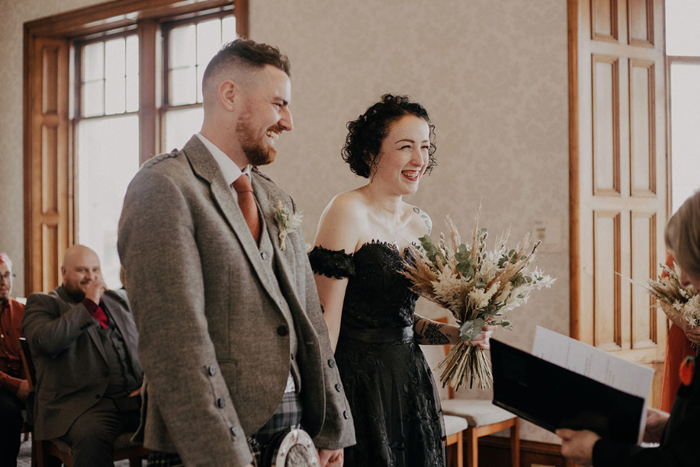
[0,0,569,443]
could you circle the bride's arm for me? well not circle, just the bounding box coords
[312,194,365,351]
[413,315,494,348]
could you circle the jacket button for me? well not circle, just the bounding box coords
[335,383,342,392]
[343,410,350,419]
[328,359,335,368]
[216,398,226,408]
[230,427,238,437]
[290,353,295,361]
[208,365,217,376]
[277,325,289,336]
[261,251,268,260]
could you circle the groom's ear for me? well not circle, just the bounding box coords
[218,79,239,111]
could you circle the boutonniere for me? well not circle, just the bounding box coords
[274,201,303,250]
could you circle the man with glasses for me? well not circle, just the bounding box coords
[0,253,28,467]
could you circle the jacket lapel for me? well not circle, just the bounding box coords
[56,286,108,364]
[253,174,303,314]
[181,136,281,305]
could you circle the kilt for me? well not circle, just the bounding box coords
[147,391,303,467]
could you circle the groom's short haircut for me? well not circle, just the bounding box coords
[202,39,291,90]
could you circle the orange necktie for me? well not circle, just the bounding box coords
[232,174,261,241]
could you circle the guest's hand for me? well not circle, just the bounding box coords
[128,387,142,397]
[643,408,669,443]
[85,278,108,304]
[16,380,30,402]
[556,428,599,466]
[469,325,496,350]
[318,448,343,467]
[684,325,700,346]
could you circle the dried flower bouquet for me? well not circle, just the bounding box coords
[402,214,554,390]
[645,262,700,333]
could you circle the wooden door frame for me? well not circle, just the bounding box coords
[568,0,582,340]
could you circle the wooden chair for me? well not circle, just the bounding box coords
[18,337,148,467]
[436,319,520,467]
[444,414,468,467]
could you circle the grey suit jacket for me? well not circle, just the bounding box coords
[22,286,143,440]
[118,136,355,466]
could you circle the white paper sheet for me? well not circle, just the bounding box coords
[532,326,654,444]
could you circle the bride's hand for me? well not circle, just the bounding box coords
[467,325,496,350]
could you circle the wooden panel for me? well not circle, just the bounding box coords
[41,125,58,213]
[592,55,620,195]
[628,0,654,47]
[630,212,657,349]
[479,436,577,467]
[591,0,618,41]
[42,45,60,113]
[630,59,656,195]
[41,224,59,292]
[593,211,622,350]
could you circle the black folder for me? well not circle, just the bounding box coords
[490,338,645,444]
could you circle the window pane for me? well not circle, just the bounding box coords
[170,24,196,68]
[83,42,104,81]
[77,115,139,288]
[666,0,700,56]
[105,76,126,115]
[126,35,139,112]
[197,19,221,70]
[104,38,126,115]
[164,107,204,152]
[105,38,126,78]
[170,67,197,105]
[222,16,236,43]
[670,63,700,212]
[126,73,139,113]
[82,81,104,117]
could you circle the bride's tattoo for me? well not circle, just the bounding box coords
[418,321,450,345]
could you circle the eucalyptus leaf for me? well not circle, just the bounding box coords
[459,318,486,342]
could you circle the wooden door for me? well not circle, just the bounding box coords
[24,36,72,294]
[569,0,668,406]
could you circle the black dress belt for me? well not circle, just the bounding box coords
[340,325,414,344]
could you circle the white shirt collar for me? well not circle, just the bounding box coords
[196,133,250,186]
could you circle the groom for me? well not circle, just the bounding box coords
[118,39,354,466]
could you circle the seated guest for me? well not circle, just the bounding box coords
[558,190,700,467]
[0,253,28,467]
[23,245,143,467]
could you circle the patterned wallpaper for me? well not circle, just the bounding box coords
[0,0,569,443]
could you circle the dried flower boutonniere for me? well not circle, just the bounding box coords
[274,201,303,250]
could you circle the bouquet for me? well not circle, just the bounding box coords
[402,214,555,390]
[645,262,700,333]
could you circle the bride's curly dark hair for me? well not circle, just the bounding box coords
[342,94,437,178]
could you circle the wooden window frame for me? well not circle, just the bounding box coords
[23,0,248,294]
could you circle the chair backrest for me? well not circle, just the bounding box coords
[18,337,36,390]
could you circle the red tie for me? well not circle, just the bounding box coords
[232,174,261,241]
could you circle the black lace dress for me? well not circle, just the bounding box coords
[309,242,446,467]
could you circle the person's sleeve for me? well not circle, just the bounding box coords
[22,294,94,357]
[0,370,24,393]
[118,168,253,466]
